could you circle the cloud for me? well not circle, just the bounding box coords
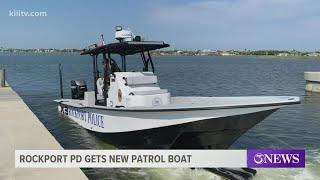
[145,0,320,50]
[149,0,318,26]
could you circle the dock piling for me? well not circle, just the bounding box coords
[0,69,5,87]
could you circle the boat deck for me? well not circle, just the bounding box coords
[56,96,300,111]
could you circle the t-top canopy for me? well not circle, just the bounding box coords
[81,41,170,56]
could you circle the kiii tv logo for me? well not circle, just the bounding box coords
[247,150,305,168]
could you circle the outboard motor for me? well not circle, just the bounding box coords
[71,80,87,99]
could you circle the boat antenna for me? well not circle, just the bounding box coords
[58,63,64,98]
[101,34,105,45]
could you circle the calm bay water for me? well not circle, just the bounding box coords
[1,54,320,179]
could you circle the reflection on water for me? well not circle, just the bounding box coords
[305,92,320,109]
[1,54,320,179]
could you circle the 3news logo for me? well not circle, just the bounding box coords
[247,149,305,168]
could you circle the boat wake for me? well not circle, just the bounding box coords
[116,149,320,180]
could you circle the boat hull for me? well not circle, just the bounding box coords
[58,103,280,149]
[88,109,277,149]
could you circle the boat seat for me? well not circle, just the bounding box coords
[131,89,168,95]
[96,78,104,96]
[126,75,157,85]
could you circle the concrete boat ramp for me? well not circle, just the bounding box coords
[0,84,87,179]
[305,72,320,93]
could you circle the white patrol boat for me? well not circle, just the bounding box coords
[55,26,300,149]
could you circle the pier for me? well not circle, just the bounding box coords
[0,71,87,179]
[305,72,320,93]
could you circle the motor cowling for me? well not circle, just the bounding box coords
[71,80,87,99]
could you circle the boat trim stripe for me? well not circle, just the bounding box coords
[62,100,300,112]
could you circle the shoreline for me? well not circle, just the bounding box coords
[1,52,320,60]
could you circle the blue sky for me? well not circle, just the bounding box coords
[0,0,320,51]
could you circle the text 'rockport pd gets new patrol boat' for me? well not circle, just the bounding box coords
[55,26,300,149]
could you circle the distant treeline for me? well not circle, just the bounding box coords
[238,50,308,56]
